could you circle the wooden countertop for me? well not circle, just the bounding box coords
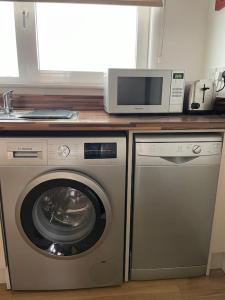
[0,110,225,131]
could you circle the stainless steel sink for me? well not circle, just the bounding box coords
[0,110,78,120]
[0,112,25,120]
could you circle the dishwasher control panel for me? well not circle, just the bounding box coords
[136,142,222,157]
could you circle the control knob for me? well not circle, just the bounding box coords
[192,145,201,154]
[57,145,70,158]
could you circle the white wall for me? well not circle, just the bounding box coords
[204,1,225,73]
[149,0,210,82]
[204,0,225,99]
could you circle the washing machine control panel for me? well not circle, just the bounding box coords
[0,137,125,166]
[49,142,118,162]
[47,137,124,165]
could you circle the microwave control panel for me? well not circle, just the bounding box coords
[169,70,185,113]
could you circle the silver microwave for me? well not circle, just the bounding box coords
[104,69,185,114]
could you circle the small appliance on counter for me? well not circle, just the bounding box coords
[184,79,216,113]
[214,71,225,113]
[214,97,225,113]
[104,69,185,114]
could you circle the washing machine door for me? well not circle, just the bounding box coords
[16,171,111,258]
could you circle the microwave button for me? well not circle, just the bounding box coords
[172,89,182,92]
[172,91,182,95]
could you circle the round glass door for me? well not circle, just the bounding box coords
[19,176,109,257]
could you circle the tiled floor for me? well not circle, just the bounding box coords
[1,270,225,300]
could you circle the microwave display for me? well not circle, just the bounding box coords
[173,73,184,79]
[117,77,163,106]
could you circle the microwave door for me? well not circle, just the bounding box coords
[116,75,171,113]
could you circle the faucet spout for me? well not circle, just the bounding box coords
[2,90,14,115]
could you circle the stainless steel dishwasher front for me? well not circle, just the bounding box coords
[131,134,222,280]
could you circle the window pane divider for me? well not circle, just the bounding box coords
[136,7,150,68]
[14,2,39,84]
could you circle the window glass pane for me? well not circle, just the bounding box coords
[36,3,137,72]
[0,2,18,77]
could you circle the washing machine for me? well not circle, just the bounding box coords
[0,135,126,290]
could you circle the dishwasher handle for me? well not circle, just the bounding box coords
[136,152,221,166]
[159,156,199,164]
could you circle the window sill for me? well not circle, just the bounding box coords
[0,82,104,96]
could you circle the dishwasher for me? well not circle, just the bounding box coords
[131,134,222,280]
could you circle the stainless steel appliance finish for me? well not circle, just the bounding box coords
[185,79,216,112]
[18,109,76,119]
[104,69,185,114]
[0,136,126,290]
[131,134,222,280]
[0,109,77,120]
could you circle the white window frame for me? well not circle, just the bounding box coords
[0,2,151,88]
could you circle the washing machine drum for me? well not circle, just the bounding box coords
[18,172,111,257]
[33,187,96,243]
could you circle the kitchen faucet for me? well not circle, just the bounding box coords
[2,90,14,115]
